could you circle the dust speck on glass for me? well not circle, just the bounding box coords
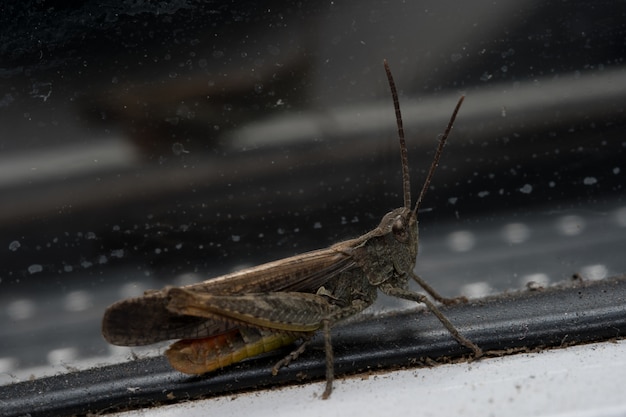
[1,1,624,385]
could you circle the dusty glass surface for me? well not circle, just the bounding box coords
[1,1,625,385]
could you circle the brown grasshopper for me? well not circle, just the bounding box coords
[102,60,482,399]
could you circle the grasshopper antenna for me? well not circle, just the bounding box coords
[384,59,411,210]
[384,59,465,214]
[413,95,464,214]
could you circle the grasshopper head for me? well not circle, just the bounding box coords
[364,206,419,288]
[376,60,463,286]
[382,60,463,268]
[377,206,419,269]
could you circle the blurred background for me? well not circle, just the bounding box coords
[0,0,625,384]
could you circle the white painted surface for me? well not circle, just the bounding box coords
[112,339,626,417]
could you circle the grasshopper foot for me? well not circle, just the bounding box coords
[440,295,469,306]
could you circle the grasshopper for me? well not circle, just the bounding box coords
[102,60,483,399]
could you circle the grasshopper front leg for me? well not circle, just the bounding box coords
[379,281,483,358]
[410,272,469,306]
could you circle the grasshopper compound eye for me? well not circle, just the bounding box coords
[392,217,409,243]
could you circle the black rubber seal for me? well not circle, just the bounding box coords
[2,275,625,417]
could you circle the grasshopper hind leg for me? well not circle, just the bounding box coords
[271,334,313,375]
[271,331,335,400]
